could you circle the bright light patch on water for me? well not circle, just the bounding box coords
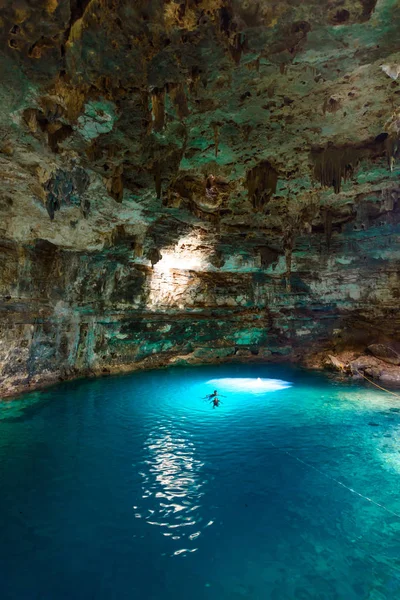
[206,377,292,393]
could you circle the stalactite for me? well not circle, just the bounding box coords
[109,175,123,202]
[168,83,189,119]
[312,146,360,193]
[154,162,162,199]
[385,135,398,171]
[134,242,143,258]
[140,90,152,135]
[213,123,219,157]
[246,161,278,211]
[111,224,126,245]
[177,1,186,20]
[230,32,247,65]
[360,0,378,20]
[106,165,124,202]
[219,2,248,65]
[219,4,233,35]
[189,66,201,95]
[151,88,165,132]
[148,248,162,268]
[81,197,90,219]
[242,124,252,142]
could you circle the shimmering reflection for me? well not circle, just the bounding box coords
[136,422,208,556]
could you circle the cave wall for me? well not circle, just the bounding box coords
[1,188,400,395]
[1,0,400,395]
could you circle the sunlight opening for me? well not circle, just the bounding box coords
[147,234,208,308]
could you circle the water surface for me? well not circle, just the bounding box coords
[1,364,400,599]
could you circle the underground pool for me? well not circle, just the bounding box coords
[1,364,400,599]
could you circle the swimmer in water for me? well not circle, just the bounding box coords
[203,390,218,401]
[203,390,226,402]
[202,390,226,408]
[211,396,222,409]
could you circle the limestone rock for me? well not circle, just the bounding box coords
[2,0,400,395]
[368,343,400,366]
[235,348,252,358]
[364,366,382,379]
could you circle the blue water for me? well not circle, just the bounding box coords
[1,364,400,599]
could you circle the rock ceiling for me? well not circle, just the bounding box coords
[1,0,399,251]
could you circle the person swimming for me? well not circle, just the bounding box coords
[211,396,222,408]
[202,390,225,407]
[203,390,218,401]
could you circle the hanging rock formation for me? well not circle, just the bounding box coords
[1,0,400,396]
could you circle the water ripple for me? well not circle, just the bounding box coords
[2,364,400,597]
[134,421,210,556]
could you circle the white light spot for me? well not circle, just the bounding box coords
[206,378,292,393]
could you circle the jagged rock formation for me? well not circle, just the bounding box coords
[1,0,400,396]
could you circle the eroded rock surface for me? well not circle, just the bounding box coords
[1,0,400,395]
[368,343,400,365]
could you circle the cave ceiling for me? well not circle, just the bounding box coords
[0,0,400,263]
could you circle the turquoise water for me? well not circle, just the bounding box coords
[1,364,400,599]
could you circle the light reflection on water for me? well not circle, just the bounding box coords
[137,423,208,556]
[206,377,292,393]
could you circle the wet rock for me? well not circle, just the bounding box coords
[364,366,382,379]
[246,161,278,211]
[368,343,400,366]
[376,371,400,385]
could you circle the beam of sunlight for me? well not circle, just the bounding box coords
[147,234,208,308]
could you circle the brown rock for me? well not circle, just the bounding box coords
[364,367,382,379]
[367,344,400,366]
[235,348,252,357]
